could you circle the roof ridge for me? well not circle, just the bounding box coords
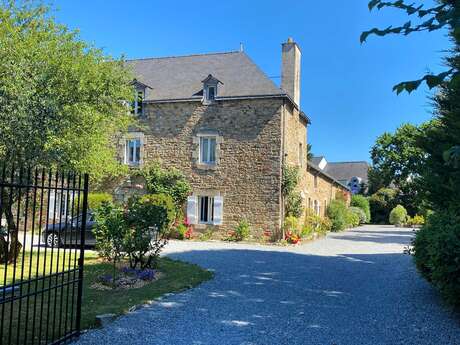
[126,50,241,62]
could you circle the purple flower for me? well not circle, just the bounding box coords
[137,269,156,281]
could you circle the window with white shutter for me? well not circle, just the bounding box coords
[187,196,198,225]
[213,196,223,225]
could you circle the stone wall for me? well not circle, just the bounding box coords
[131,98,284,236]
[282,102,309,223]
[306,166,350,217]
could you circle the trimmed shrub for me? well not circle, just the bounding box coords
[349,207,366,225]
[389,205,407,226]
[346,209,360,227]
[124,193,176,269]
[413,211,460,306]
[327,200,348,231]
[350,195,371,223]
[88,192,113,210]
[369,188,397,224]
[94,202,129,282]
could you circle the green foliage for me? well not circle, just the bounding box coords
[349,207,367,225]
[369,188,397,224]
[368,122,430,215]
[282,165,303,218]
[228,219,250,241]
[284,216,301,236]
[170,223,188,240]
[88,193,113,211]
[302,214,331,237]
[346,209,361,227]
[413,211,460,306]
[389,205,408,226]
[406,214,425,227]
[307,143,314,161]
[285,192,303,218]
[0,2,133,183]
[327,200,349,232]
[139,163,192,211]
[282,165,299,196]
[94,202,128,263]
[124,194,176,269]
[350,195,371,222]
[362,1,456,93]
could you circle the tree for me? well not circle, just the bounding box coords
[307,143,314,161]
[368,122,430,215]
[362,0,458,94]
[0,2,133,262]
[138,163,192,212]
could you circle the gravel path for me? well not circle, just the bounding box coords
[74,225,460,345]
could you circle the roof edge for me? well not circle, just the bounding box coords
[125,50,241,62]
[308,161,350,191]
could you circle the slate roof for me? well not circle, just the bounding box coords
[125,51,286,102]
[307,161,350,190]
[310,156,324,166]
[323,161,369,184]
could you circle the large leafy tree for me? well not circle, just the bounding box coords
[368,123,431,215]
[0,1,133,262]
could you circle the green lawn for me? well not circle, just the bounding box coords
[0,249,213,345]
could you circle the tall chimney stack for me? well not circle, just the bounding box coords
[281,37,301,106]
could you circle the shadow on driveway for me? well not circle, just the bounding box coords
[75,247,460,345]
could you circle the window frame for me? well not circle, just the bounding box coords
[125,138,142,166]
[131,89,145,116]
[199,136,217,165]
[198,196,215,224]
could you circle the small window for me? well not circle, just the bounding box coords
[131,90,144,116]
[125,138,141,165]
[314,175,318,188]
[200,136,217,164]
[199,196,214,223]
[206,86,216,101]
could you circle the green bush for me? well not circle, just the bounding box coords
[140,163,192,211]
[228,219,250,241]
[94,201,128,267]
[327,200,349,231]
[125,193,176,269]
[369,188,398,224]
[88,193,113,211]
[389,205,407,226]
[284,216,301,236]
[346,209,361,227]
[413,211,460,307]
[349,207,366,225]
[350,195,371,223]
[303,215,331,237]
[406,214,425,227]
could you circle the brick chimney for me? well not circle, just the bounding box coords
[281,37,301,106]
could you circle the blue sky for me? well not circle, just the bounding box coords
[53,0,449,162]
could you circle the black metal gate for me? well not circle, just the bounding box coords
[0,166,89,345]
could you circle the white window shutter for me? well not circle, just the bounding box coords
[213,196,223,225]
[187,196,198,225]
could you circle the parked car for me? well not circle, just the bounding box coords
[41,212,97,247]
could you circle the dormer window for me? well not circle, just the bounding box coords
[130,79,152,116]
[131,89,144,116]
[206,86,216,101]
[201,74,222,104]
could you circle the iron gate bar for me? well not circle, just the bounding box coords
[0,166,89,345]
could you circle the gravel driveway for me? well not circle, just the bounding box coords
[74,225,460,345]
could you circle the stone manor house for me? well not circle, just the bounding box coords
[120,38,350,235]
